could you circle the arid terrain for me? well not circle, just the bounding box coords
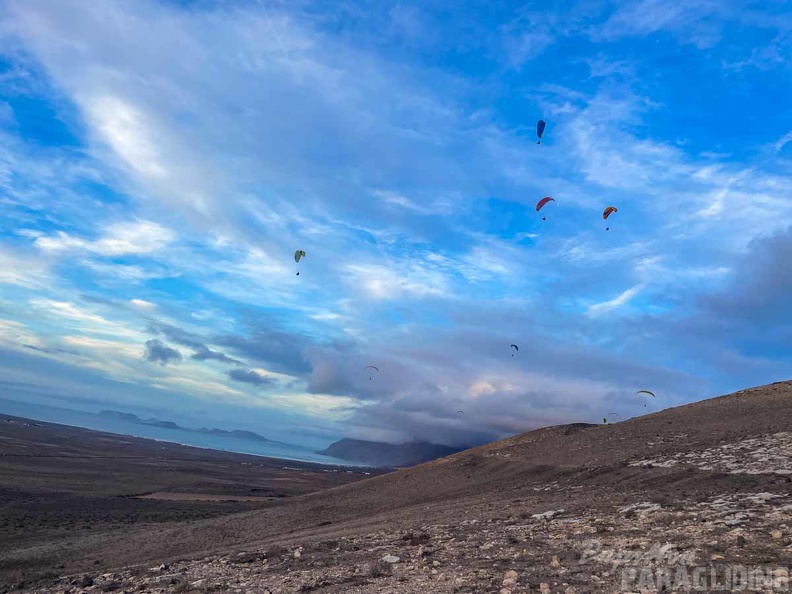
[0,415,379,591]
[5,381,792,593]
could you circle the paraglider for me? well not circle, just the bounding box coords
[457,410,464,417]
[294,250,306,275]
[536,196,555,221]
[510,344,519,357]
[536,120,546,144]
[636,390,655,407]
[602,206,618,231]
[365,365,379,380]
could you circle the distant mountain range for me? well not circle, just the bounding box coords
[98,410,275,443]
[317,438,463,468]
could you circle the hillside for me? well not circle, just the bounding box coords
[7,380,792,592]
[317,438,463,467]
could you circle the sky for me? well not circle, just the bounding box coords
[0,0,791,449]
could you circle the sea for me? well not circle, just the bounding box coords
[0,398,359,467]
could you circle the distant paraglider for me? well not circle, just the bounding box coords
[636,390,655,407]
[536,196,555,221]
[510,344,519,357]
[365,365,379,380]
[603,206,618,231]
[536,119,546,145]
[457,410,464,417]
[294,249,306,275]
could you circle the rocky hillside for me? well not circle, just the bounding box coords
[10,380,792,593]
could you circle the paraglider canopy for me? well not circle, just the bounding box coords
[294,249,306,263]
[536,196,554,220]
[457,410,464,417]
[365,365,379,380]
[636,390,655,398]
[536,120,546,144]
[510,344,518,357]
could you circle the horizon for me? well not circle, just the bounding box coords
[1,0,791,452]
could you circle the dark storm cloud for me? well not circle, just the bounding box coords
[147,321,241,365]
[227,368,276,387]
[142,339,182,366]
[147,322,205,350]
[212,313,357,378]
[190,345,242,365]
[22,344,79,356]
[701,226,792,324]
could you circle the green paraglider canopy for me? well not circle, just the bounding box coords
[294,249,306,263]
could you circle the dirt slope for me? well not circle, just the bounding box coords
[8,380,792,593]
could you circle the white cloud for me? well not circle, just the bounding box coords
[345,263,447,300]
[86,96,167,178]
[35,220,175,256]
[129,299,156,310]
[774,131,792,154]
[586,283,645,318]
[0,246,50,288]
[468,380,496,398]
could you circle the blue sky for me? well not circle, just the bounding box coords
[0,0,791,448]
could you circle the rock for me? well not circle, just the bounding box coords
[417,545,434,558]
[503,578,516,587]
[737,535,746,548]
[500,589,512,594]
[293,549,302,559]
[565,588,578,594]
[540,583,550,591]
[432,560,440,567]
[381,555,400,563]
[711,554,725,560]
[504,570,518,580]
[158,564,169,571]
[532,510,564,521]
[551,555,560,567]
[79,577,94,588]
[772,530,783,539]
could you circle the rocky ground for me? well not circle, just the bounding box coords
[6,381,792,593]
[32,485,792,593]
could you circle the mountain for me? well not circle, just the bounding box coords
[316,438,463,467]
[98,410,273,443]
[17,380,792,593]
[198,428,274,443]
